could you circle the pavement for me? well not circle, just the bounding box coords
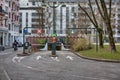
[1,49,120,80]
[17,48,120,63]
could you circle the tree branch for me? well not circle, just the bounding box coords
[109,0,112,23]
[95,0,105,20]
[88,0,99,28]
[78,4,97,27]
[100,0,109,19]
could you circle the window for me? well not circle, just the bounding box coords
[9,24,10,30]
[9,12,10,18]
[32,2,35,5]
[32,13,38,16]
[71,7,75,12]
[26,13,28,18]
[27,3,29,6]
[26,13,28,27]
[19,13,22,17]
[9,1,10,7]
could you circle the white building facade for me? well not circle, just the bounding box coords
[20,0,120,42]
[0,0,20,47]
[19,0,43,35]
[20,0,79,36]
[0,0,9,47]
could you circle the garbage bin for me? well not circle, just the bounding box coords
[24,42,29,49]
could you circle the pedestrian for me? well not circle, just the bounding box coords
[13,40,18,51]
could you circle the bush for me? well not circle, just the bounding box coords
[72,38,89,51]
[36,38,46,44]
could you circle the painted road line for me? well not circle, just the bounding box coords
[18,57,24,62]
[3,69,11,80]
[27,66,33,69]
[51,57,60,62]
[12,56,24,63]
[12,56,43,71]
[36,56,42,60]
[12,56,19,63]
[36,55,52,61]
[71,75,108,80]
[66,56,74,60]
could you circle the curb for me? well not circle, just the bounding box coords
[16,50,32,56]
[17,53,31,56]
[71,51,120,63]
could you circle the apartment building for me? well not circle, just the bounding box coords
[0,0,19,47]
[0,0,9,47]
[22,0,80,36]
[19,0,44,36]
[20,0,120,41]
[8,0,20,46]
[114,1,120,42]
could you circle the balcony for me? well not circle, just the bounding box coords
[2,10,8,15]
[0,6,5,17]
[0,13,4,17]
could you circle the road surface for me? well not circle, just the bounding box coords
[0,48,120,80]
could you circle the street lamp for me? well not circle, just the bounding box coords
[48,2,60,34]
[41,1,62,57]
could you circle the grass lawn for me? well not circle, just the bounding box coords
[79,45,120,60]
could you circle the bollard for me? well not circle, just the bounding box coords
[51,36,57,56]
[52,42,56,55]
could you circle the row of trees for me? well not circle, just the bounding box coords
[78,0,116,52]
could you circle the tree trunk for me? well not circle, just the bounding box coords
[106,23,116,52]
[98,29,104,48]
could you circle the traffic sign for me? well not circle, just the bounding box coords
[71,29,74,34]
[37,29,42,34]
[23,28,28,34]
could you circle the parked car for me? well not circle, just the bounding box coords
[0,45,5,51]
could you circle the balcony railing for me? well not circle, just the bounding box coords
[3,10,8,15]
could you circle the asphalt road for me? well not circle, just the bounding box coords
[0,48,120,80]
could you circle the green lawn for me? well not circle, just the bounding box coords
[79,45,120,60]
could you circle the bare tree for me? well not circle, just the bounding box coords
[32,0,45,35]
[96,0,116,52]
[78,0,104,48]
[78,0,117,52]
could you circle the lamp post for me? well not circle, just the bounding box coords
[41,1,60,56]
[47,2,60,34]
[41,0,44,30]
